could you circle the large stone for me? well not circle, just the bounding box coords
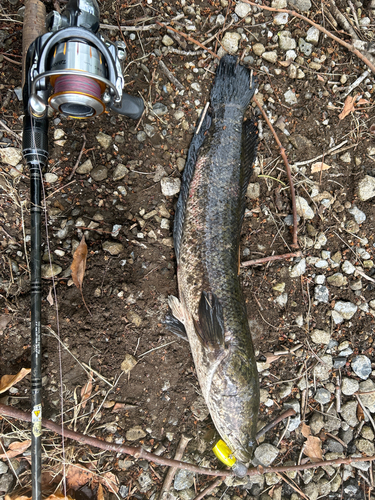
[0,147,22,166]
[253,443,279,466]
[306,26,320,45]
[358,175,375,201]
[341,377,359,396]
[262,51,278,64]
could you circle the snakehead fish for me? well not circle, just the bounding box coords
[166,54,260,466]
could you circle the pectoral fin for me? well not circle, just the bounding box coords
[163,295,188,341]
[194,291,225,351]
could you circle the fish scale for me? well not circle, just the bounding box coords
[167,54,260,468]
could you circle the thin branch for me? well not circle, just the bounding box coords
[159,434,192,500]
[67,135,86,181]
[0,119,22,142]
[255,409,296,441]
[241,251,302,267]
[156,22,218,59]
[158,60,184,91]
[2,404,375,477]
[242,1,375,75]
[192,477,224,500]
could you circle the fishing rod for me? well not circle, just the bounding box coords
[22,1,144,498]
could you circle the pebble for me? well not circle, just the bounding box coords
[246,183,260,199]
[311,329,330,344]
[305,26,320,45]
[153,103,168,116]
[252,43,265,56]
[272,0,287,7]
[358,175,375,201]
[342,260,355,274]
[54,129,65,140]
[91,167,108,181]
[275,293,288,307]
[127,311,142,326]
[126,426,146,441]
[273,12,289,25]
[121,353,137,374]
[356,439,375,456]
[315,275,325,284]
[137,472,153,492]
[351,355,372,380]
[76,159,93,174]
[314,285,329,303]
[162,35,174,46]
[137,131,147,142]
[341,378,359,396]
[333,357,347,369]
[174,110,185,121]
[44,173,58,183]
[96,132,112,150]
[102,241,123,255]
[160,177,181,196]
[278,31,296,51]
[262,51,278,64]
[289,258,306,277]
[314,388,331,404]
[113,164,129,181]
[334,301,357,320]
[327,273,347,287]
[341,401,358,427]
[313,355,332,381]
[0,147,22,166]
[191,396,210,421]
[298,38,313,56]
[144,124,156,138]
[0,474,13,494]
[315,260,328,269]
[176,158,185,172]
[0,462,8,474]
[288,0,312,11]
[253,443,279,466]
[235,2,251,18]
[295,196,314,219]
[41,264,62,278]
[221,32,241,53]
[174,469,195,490]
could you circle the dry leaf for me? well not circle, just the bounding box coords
[0,368,31,394]
[339,95,356,120]
[100,472,119,494]
[0,440,31,459]
[65,464,95,490]
[311,162,332,173]
[6,491,74,500]
[71,236,88,290]
[81,372,93,409]
[112,402,125,413]
[47,287,54,306]
[303,435,323,461]
[301,422,311,438]
[97,484,105,500]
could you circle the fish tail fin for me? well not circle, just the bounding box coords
[211,54,257,110]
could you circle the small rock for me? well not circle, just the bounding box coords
[295,196,314,219]
[253,443,279,466]
[126,426,146,441]
[288,0,311,12]
[341,378,359,396]
[275,293,288,307]
[359,380,375,412]
[355,439,375,456]
[311,329,330,345]
[41,264,62,278]
[0,473,14,494]
[191,83,201,92]
[221,32,241,53]
[246,183,260,199]
[262,51,278,64]
[0,147,22,167]
[342,261,356,274]
[315,285,329,303]
[313,355,333,381]
[334,301,357,320]
[235,2,251,18]
[96,132,112,150]
[273,12,289,24]
[91,166,108,181]
[144,124,156,138]
[272,0,287,7]
[0,461,8,474]
[358,175,375,201]
[153,165,167,183]
[44,173,58,183]
[162,35,174,46]
[252,43,265,56]
[176,158,185,172]
[290,133,313,150]
[113,164,129,181]
[121,353,137,374]
[174,469,195,490]
[327,273,347,287]
[290,258,306,277]
[127,311,142,327]
[102,241,124,255]
[278,30,296,51]
[76,159,93,174]
[351,355,372,380]
[305,26,320,45]
[153,103,168,116]
[341,401,358,427]
[137,131,147,142]
[161,177,181,196]
[309,412,324,435]
[314,388,331,404]
[137,472,153,492]
[298,38,312,56]
[333,357,347,369]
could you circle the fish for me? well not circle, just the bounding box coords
[165,54,260,466]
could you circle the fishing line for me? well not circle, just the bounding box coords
[30,117,67,495]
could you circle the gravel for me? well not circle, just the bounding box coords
[253,443,279,466]
[351,355,372,380]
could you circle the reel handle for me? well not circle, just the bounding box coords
[109,92,144,120]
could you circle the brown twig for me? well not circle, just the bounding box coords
[2,54,22,65]
[253,95,299,249]
[2,404,375,477]
[158,60,184,91]
[242,251,302,267]
[159,434,192,500]
[192,477,224,500]
[67,134,86,181]
[0,119,22,141]
[255,409,296,441]
[242,0,375,75]
[156,22,219,59]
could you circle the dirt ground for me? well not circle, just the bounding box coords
[1,0,375,499]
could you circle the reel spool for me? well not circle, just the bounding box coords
[48,40,107,118]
